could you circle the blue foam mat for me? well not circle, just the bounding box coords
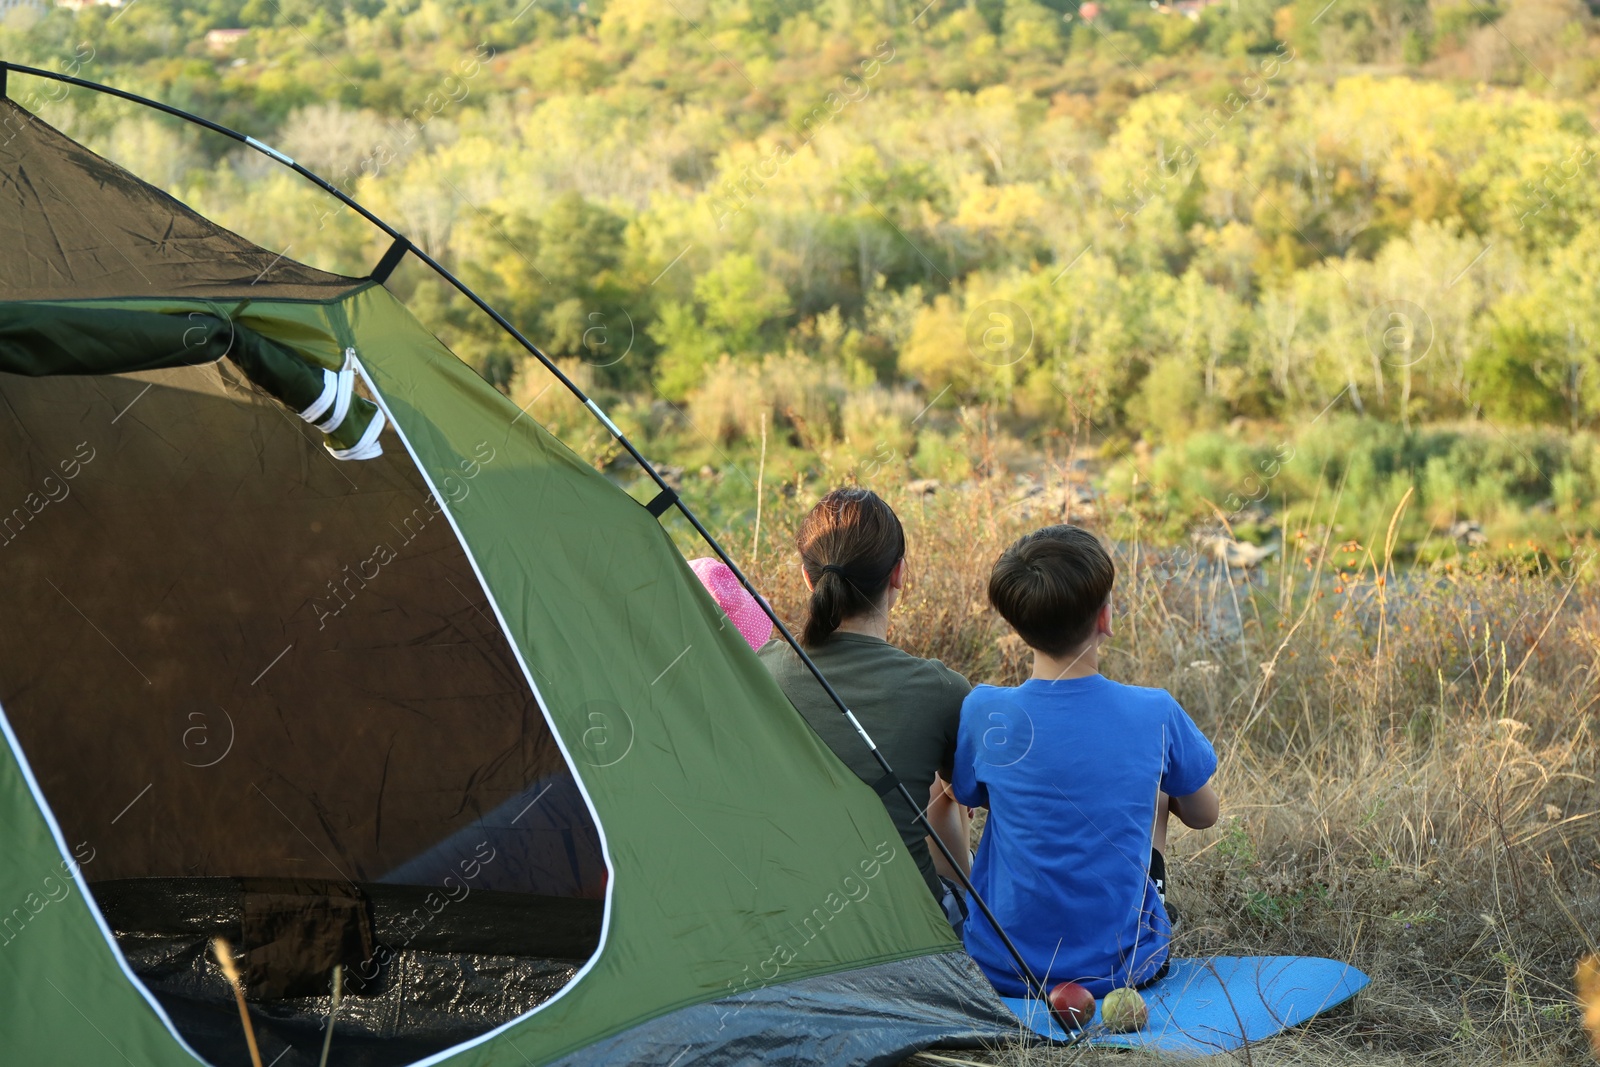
[1001,956,1370,1057]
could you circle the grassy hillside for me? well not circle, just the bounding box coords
[745,480,1600,1067]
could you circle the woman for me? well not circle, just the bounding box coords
[759,487,972,928]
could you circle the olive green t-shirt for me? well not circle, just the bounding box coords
[759,632,970,898]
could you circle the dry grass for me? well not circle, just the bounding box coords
[738,473,1600,1067]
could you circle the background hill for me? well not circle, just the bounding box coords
[9,0,1600,558]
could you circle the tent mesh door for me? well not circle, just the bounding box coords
[0,364,605,1067]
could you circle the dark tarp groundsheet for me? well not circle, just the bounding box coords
[0,98,363,301]
[543,951,1021,1067]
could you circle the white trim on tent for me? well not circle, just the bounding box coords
[0,699,213,1067]
[298,366,339,424]
[314,366,356,433]
[0,360,617,1067]
[351,357,618,1067]
[326,404,386,461]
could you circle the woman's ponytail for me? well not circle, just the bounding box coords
[797,489,905,647]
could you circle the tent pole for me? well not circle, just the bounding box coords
[0,61,1050,1004]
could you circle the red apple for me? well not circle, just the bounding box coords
[1048,981,1096,1030]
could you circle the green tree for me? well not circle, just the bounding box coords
[1468,321,1567,425]
[694,253,791,353]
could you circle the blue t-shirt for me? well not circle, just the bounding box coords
[952,675,1216,998]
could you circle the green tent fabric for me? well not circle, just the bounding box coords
[0,82,1019,1067]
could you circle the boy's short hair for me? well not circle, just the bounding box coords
[988,525,1115,656]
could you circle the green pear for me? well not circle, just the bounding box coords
[1101,987,1148,1032]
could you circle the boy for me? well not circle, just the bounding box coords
[952,525,1218,997]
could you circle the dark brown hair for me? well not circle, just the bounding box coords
[987,525,1115,656]
[797,488,906,647]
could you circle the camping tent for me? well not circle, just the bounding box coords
[0,67,1021,1066]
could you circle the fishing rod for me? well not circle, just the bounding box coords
[0,60,1050,1004]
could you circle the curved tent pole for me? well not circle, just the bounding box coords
[0,61,1051,1005]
